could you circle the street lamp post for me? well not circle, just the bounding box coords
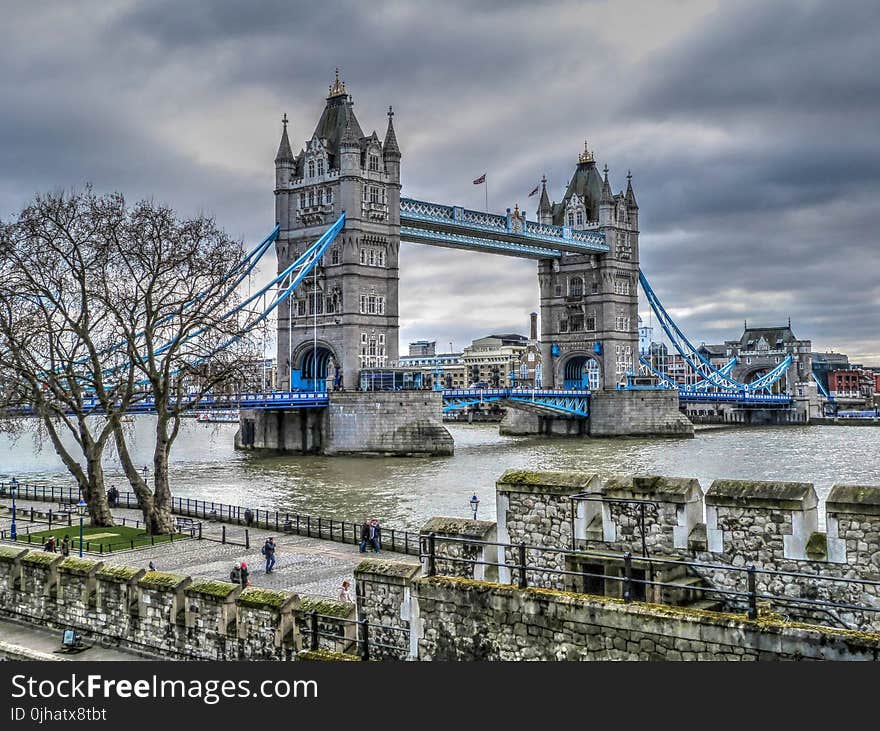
[469,493,480,521]
[10,477,19,541]
[77,498,87,558]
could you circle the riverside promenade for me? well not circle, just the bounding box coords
[0,497,418,600]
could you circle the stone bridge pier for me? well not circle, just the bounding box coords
[236,391,453,456]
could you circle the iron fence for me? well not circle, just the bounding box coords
[305,610,409,661]
[420,532,880,629]
[0,479,421,555]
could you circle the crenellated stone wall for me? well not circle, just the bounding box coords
[0,552,305,661]
[496,469,596,589]
[412,575,880,661]
[420,517,497,581]
[354,559,420,660]
[496,470,880,632]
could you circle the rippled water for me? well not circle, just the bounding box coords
[1,418,878,529]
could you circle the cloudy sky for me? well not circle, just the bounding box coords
[1,0,878,362]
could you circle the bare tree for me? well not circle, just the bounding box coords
[0,189,267,532]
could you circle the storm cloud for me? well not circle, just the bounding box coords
[1,0,877,361]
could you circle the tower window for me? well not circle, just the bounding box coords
[569,277,583,297]
[369,154,379,172]
[317,159,324,176]
[308,190,315,207]
[318,189,324,205]
[568,213,574,226]
[299,193,306,208]
[370,187,380,204]
[308,160,315,178]
[326,188,333,204]
[331,248,339,265]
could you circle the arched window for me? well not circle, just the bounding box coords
[299,193,306,208]
[326,188,333,204]
[317,189,324,205]
[308,160,315,177]
[308,190,315,206]
[568,213,574,226]
[317,159,324,176]
[569,277,583,297]
[576,211,583,226]
[331,248,339,265]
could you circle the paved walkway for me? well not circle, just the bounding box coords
[0,498,418,600]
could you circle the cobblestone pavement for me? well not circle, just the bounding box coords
[0,498,418,600]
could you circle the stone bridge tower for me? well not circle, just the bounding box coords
[536,144,640,390]
[274,72,401,390]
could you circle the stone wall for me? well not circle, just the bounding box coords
[239,392,453,456]
[498,470,880,632]
[420,517,497,581]
[0,552,305,661]
[324,391,453,456]
[354,559,420,660]
[496,470,597,589]
[413,575,880,661]
[499,404,587,437]
[588,390,693,437]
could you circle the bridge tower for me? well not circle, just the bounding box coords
[537,144,640,390]
[274,72,400,391]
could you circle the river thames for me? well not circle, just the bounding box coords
[1,419,878,529]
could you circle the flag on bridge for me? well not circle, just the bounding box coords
[473,173,486,185]
[528,184,540,197]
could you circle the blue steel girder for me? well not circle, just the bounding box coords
[400,226,560,260]
[441,388,590,417]
[400,197,608,257]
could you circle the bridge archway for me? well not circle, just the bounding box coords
[562,354,601,390]
[291,342,339,391]
[741,365,787,394]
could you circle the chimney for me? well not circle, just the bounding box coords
[530,312,538,341]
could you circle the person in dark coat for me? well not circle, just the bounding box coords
[359,519,370,553]
[261,537,277,574]
[368,518,382,553]
[239,561,250,587]
[230,564,241,584]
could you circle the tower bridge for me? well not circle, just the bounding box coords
[232,73,809,454]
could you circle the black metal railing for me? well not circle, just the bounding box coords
[0,479,421,555]
[419,532,880,627]
[305,610,410,661]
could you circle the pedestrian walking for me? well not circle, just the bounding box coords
[359,519,370,553]
[338,580,353,603]
[60,535,70,557]
[230,563,241,584]
[240,561,250,588]
[243,508,254,527]
[368,518,382,553]
[261,537,277,574]
[43,536,56,553]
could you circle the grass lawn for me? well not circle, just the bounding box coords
[16,524,186,552]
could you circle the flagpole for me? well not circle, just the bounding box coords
[485,175,489,213]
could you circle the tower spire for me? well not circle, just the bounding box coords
[383,105,401,159]
[601,164,613,203]
[275,113,294,163]
[538,174,551,218]
[625,169,638,209]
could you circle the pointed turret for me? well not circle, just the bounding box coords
[537,175,552,224]
[275,113,294,163]
[601,164,613,204]
[383,106,401,160]
[340,110,361,148]
[625,170,638,210]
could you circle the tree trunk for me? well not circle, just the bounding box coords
[149,415,175,534]
[84,450,114,526]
